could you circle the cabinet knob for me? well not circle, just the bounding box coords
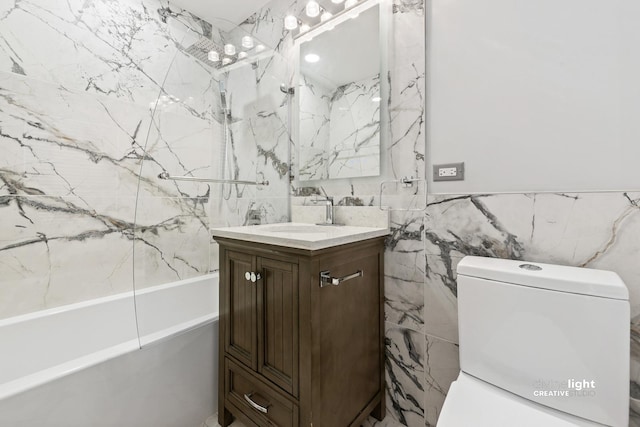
[245,271,262,283]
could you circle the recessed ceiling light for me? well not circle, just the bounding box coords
[304,53,320,63]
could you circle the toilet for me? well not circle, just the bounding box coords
[438,256,630,427]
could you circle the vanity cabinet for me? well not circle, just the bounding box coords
[216,236,386,427]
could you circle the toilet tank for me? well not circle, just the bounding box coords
[457,256,629,427]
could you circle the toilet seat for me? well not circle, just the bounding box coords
[437,372,603,427]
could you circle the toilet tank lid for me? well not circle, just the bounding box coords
[457,256,628,300]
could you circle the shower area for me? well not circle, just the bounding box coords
[0,1,289,425]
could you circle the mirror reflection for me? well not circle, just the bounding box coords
[297,4,381,181]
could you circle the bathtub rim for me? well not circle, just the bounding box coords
[0,273,219,401]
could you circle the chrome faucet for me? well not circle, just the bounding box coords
[312,196,334,225]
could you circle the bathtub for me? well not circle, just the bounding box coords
[0,274,219,427]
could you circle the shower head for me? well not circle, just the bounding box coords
[185,37,223,69]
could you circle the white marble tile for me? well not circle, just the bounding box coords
[0,195,135,319]
[423,335,459,427]
[385,210,425,333]
[383,324,426,427]
[134,196,210,289]
[424,255,462,343]
[0,0,212,115]
[291,205,389,228]
[425,192,640,315]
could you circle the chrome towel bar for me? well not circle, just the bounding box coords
[158,171,269,186]
[320,270,363,288]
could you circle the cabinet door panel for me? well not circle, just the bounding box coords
[317,252,381,426]
[257,257,299,396]
[225,250,257,370]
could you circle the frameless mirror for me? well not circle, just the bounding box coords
[296,2,382,181]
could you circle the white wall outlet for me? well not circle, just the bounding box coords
[439,167,457,177]
[433,162,465,181]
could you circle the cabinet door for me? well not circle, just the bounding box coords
[257,257,299,396]
[316,252,382,426]
[224,250,257,370]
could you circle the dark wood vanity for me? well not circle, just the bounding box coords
[215,235,386,427]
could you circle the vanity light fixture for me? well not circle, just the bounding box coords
[284,15,298,30]
[207,50,220,62]
[224,44,236,56]
[320,11,333,22]
[305,0,321,17]
[300,23,311,33]
[238,51,248,60]
[241,36,254,49]
[305,53,320,63]
[222,57,232,65]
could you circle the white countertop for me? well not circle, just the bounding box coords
[210,222,390,250]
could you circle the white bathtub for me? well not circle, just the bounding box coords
[0,274,219,427]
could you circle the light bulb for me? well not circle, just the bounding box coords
[300,23,310,33]
[224,44,236,56]
[284,15,298,30]
[304,53,320,63]
[222,57,232,65]
[320,11,333,22]
[207,50,220,62]
[241,36,254,49]
[238,52,248,60]
[306,1,320,17]
[345,0,358,8]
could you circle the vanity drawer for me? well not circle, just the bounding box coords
[225,358,298,427]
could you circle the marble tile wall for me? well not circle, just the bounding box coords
[0,0,290,319]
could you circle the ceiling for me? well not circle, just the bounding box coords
[169,0,272,31]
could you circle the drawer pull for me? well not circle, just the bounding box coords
[320,270,363,287]
[244,392,270,414]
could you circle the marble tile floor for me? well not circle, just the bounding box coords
[203,415,245,427]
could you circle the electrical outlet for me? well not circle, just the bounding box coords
[439,167,457,177]
[433,162,465,181]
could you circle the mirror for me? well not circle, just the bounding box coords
[296,3,382,181]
